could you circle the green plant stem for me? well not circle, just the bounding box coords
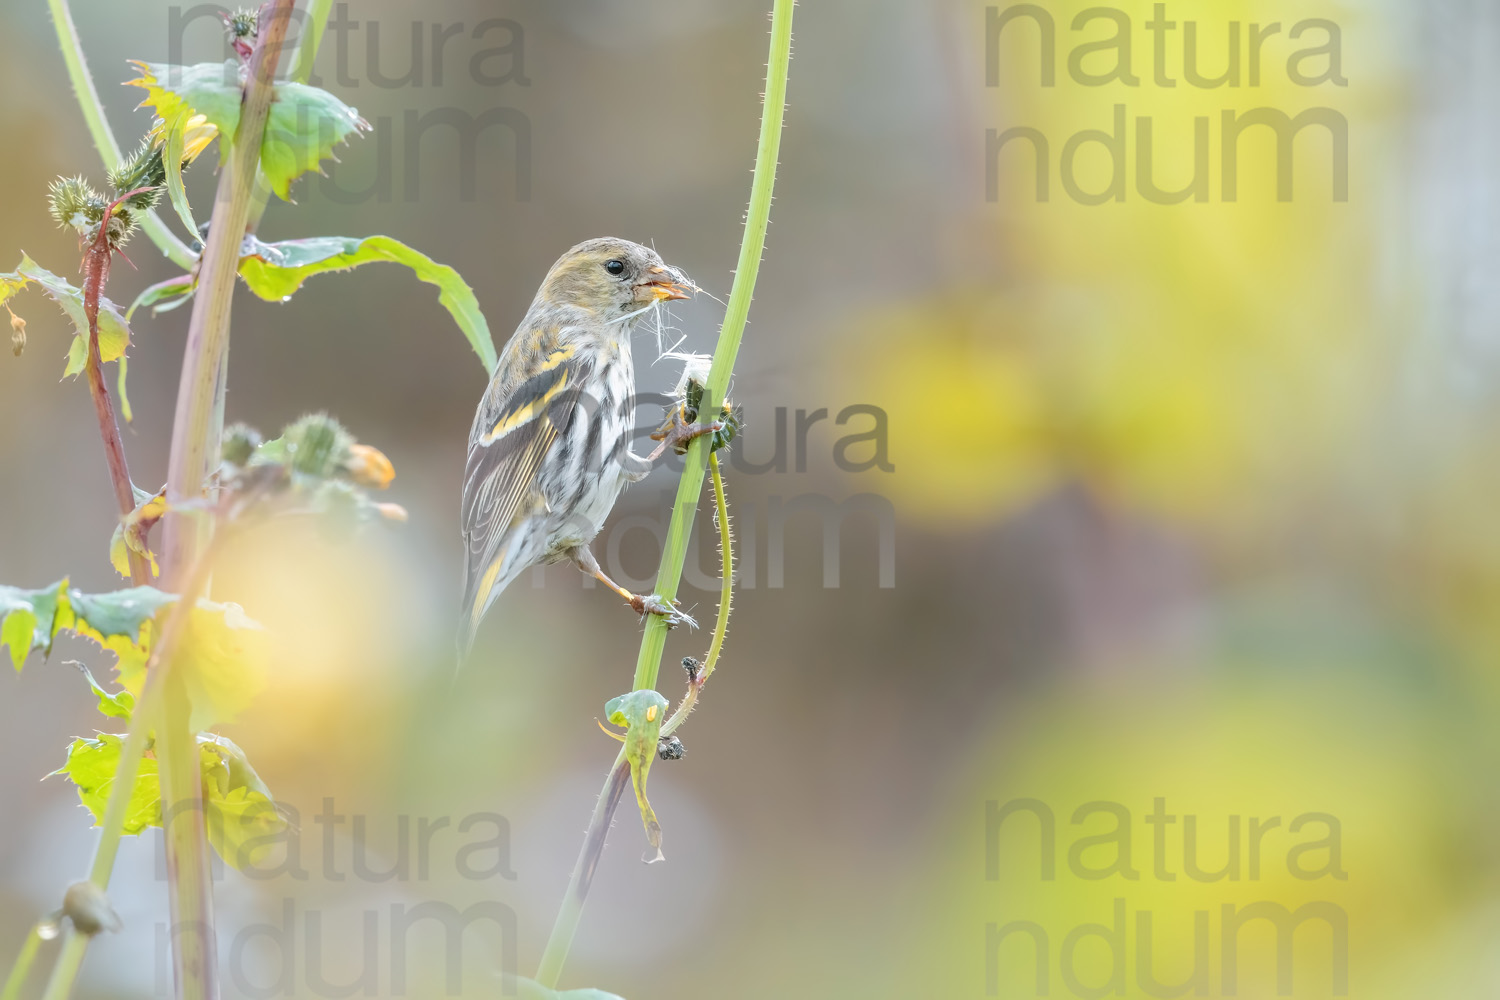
[154,6,297,999]
[1,926,44,1000]
[38,936,85,1000]
[161,0,294,573]
[534,753,630,987]
[46,0,195,269]
[244,0,333,234]
[534,1,793,987]
[31,544,217,1000]
[661,453,733,738]
[630,0,792,694]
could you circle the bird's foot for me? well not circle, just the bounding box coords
[647,407,725,461]
[628,592,697,629]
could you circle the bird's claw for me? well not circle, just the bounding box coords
[630,592,697,630]
[648,408,725,460]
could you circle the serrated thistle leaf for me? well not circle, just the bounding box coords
[109,489,167,579]
[125,274,194,322]
[53,732,287,867]
[199,736,287,871]
[0,579,265,730]
[76,662,136,721]
[127,60,369,202]
[0,255,131,378]
[55,734,161,835]
[0,582,61,671]
[237,234,497,372]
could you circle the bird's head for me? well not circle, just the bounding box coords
[538,237,693,319]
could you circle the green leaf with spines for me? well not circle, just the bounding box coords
[76,662,136,721]
[199,736,287,871]
[0,254,131,378]
[53,732,287,870]
[127,60,370,201]
[55,733,162,835]
[0,579,265,730]
[237,235,498,372]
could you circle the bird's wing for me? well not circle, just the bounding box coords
[460,350,590,636]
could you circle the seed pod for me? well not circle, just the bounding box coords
[657,735,686,761]
[8,308,25,357]
[62,881,121,936]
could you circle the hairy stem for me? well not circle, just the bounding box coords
[630,0,792,694]
[662,452,733,737]
[80,205,152,587]
[244,0,333,234]
[46,0,195,269]
[154,5,297,998]
[535,0,793,986]
[161,0,294,576]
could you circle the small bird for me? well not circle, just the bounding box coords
[458,237,716,656]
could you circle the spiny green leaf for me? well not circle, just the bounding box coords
[53,733,287,867]
[199,736,287,871]
[109,489,167,579]
[0,582,60,670]
[237,235,497,372]
[0,255,131,378]
[76,662,136,721]
[0,579,265,729]
[126,274,195,323]
[160,110,198,236]
[127,60,369,202]
[55,734,161,835]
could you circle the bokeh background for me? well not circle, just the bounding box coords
[2,0,1498,997]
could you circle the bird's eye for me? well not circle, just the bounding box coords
[603,259,626,277]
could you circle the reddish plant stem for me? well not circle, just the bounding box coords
[80,200,151,586]
[155,6,297,998]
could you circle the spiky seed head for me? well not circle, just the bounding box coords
[221,422,264,467]
[283,412,354,478]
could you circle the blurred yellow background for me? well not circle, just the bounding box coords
[2,0,1497,997]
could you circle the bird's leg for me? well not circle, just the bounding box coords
[571,546,697,629]
[647,405,725,462]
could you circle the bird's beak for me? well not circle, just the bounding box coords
[634,265,693,303]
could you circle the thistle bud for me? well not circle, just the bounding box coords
[221,422,263,467]
[344,444,395,489]
[47,176,104,234]
[282,413,353,478]
[8,308,25,357]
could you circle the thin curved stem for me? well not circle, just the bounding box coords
[154,7,299,997]
[535,1,793,988]
[245,0,333,234]
[46,0,195,269]
[662,452,733,737]
[630,0,792,694]
[533,753,630,987]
